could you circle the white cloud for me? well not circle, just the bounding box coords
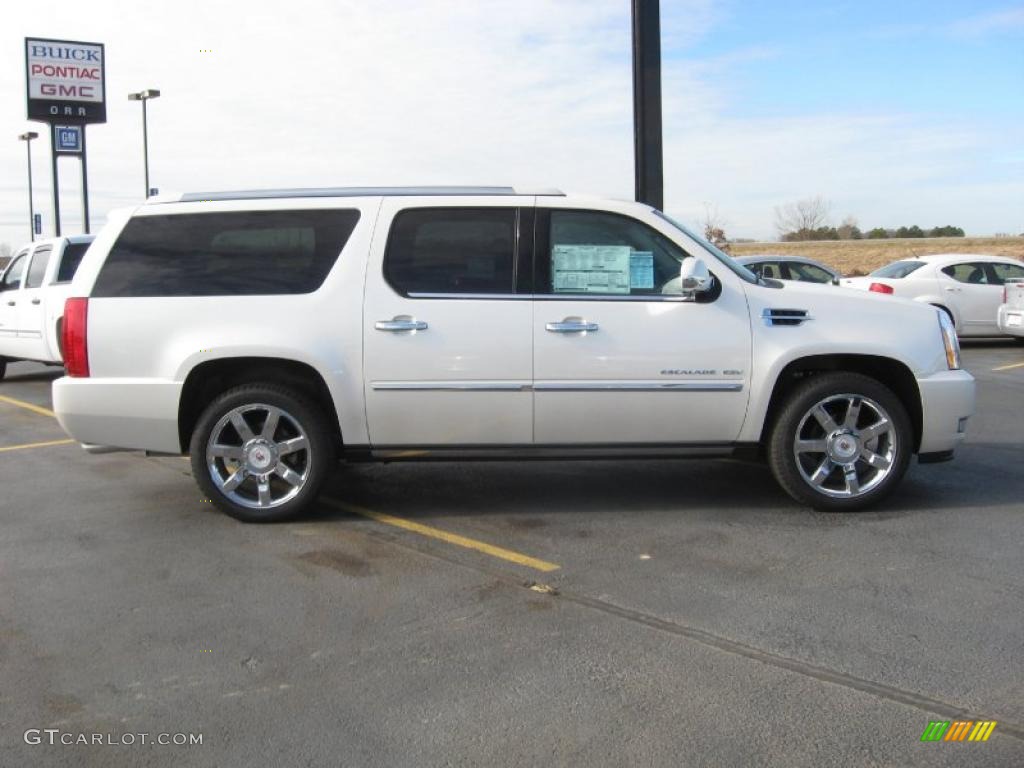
[0,0,1020,246]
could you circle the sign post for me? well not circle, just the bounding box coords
[25,37,106,235]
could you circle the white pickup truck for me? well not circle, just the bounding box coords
[0,235,94,379]
[52,187,975,521]
[997,279,1024,339]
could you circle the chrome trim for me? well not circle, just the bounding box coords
[545,321,599,333]
[375,319,428,332]
[372,381,530,391]
[371,380,742,392]
[407,292,525,300]
[404,293,688,302]
[534,381,743,392]
[535,293,687,302]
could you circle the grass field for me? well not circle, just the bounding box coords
[729,237,1024,276]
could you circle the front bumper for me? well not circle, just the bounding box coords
[916,369,975,456]
[52,376,183,455]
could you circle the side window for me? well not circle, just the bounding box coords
[92,210,360,298]
[988,263,1024,285]
[384,208,516,296]
[787,262,834,283]
[942,263,990,285]
[25,246,53,289]
[55,242,91,283]
[753,262,783,280]
[539,209,689,296]
[1,252,28,291]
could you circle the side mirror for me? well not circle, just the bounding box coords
[680,257,712,298]
[831,276,841,286]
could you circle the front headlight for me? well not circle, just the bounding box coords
[937,309,961,370]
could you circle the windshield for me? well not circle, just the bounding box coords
[870,260,925,279]
[653,211,759,284]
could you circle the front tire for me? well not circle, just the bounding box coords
[189,383,335,522]
[0,358,6,381]
[767,373,912,511]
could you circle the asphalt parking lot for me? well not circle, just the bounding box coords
[1,343,1022,767]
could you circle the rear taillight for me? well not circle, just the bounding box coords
[869,282,894,295]
[63,297,90,377]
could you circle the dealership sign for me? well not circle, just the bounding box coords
[25,38,106,123]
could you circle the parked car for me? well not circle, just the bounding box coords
[997,278,1024,341]
[0,235,94,379]
[841,254,1024,337]
[52,187,974,520]
[734,255,840,284]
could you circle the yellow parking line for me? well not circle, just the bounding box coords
[0,438,75,454]
[322,498,560,573]
[0,394,56,418]
[992,361,1024,372]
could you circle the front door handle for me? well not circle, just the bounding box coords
[31,298,41,305]
[375,318,428,332]
[546,320,599,333]
[944,286,960,292]
[5,300,14,306]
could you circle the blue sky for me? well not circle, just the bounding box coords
[1,0,1022,245]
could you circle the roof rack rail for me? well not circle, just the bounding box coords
[168,186,564,203]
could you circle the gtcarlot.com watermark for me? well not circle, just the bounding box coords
[25,729,202,746]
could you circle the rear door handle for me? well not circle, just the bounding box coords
[5,301,14,306]
[31,298,41,305]
[546,320,599,333]
[375,318,428,332]
[944,287,960,292]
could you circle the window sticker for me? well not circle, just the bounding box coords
[552,244,631,294]
[629,251,654,289]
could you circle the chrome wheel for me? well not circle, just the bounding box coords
[206,403,311,510]
[793,394,897,499]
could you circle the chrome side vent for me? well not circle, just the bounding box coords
[762,308,812,326]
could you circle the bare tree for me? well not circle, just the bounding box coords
[701,202,731,253]
[836,215,861,240]
[0,242,12,259]
[774,196,831,240]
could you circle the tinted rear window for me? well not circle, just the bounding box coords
[384,208,516,295]
[92,210,360,297]
[56,242,91,283]
[870,260,925,279]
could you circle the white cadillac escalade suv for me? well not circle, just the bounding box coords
[53,187,975,521]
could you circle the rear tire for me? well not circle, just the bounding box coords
[767,372,913,511]
[189,383,335,522]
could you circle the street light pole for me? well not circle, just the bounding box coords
[128,89,161,198]
[631,0,664,211]
[18,131,39,242]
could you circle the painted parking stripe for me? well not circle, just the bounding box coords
[991,361,1024,372]
[0,438,75,453]
[322,497,560,573]
[0,394,56,418]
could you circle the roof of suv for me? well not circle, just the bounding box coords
[155,186,566,204]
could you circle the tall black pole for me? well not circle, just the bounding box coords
[50,126,62,237]
[80,126,90,234]
[142,98,150,198]
[631,0,664,211]
[25,139,35,242]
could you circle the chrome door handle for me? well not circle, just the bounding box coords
[944,287,960,292]
[375,319,428,332]
[546,321,599,333]
[31,298,41,305]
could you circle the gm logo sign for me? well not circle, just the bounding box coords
[54,125,83,153]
